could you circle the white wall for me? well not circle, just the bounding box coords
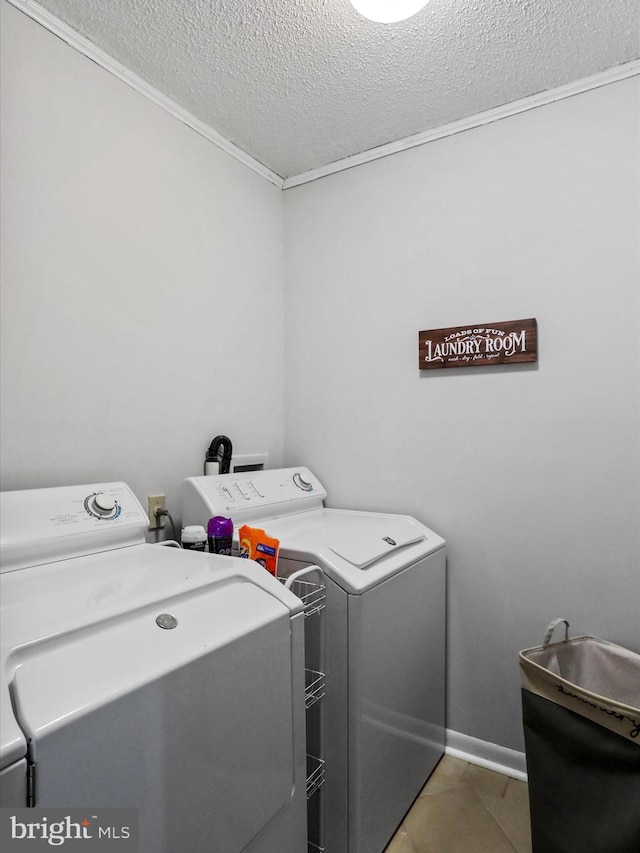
[284,78,640,752]
[0,1,285,529]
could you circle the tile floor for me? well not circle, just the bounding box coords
[384,755,532,853]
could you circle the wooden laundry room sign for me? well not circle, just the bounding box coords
[419,318,537,370]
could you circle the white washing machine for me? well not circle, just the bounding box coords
[0,482,307,853]
[183,467,446,853]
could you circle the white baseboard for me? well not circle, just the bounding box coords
[445,729,528,782]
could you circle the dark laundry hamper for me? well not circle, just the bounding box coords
[520,619,640,853]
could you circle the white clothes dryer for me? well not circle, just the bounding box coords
[0,482,307,853]
[183,467,446,853]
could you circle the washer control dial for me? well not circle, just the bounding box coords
[85,492,120,519]
[292,472,313,492]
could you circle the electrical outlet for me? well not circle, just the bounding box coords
[148,494,165,530]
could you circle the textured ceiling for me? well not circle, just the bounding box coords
[27,0,640,179]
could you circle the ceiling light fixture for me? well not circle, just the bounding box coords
[350,1,429,23]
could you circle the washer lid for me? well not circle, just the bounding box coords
[252,508,445,593]
[327,520,424,568]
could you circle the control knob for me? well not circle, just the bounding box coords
[292,472,313,492]
[86,493,119,519]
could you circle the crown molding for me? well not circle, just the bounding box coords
[283,59,640,189]
[7,0,638,193]
[6,0,285,189]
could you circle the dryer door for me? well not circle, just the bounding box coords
[10,580,298,852]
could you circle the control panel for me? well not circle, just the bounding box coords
[0,483,148,573]
[182,467,328,526]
